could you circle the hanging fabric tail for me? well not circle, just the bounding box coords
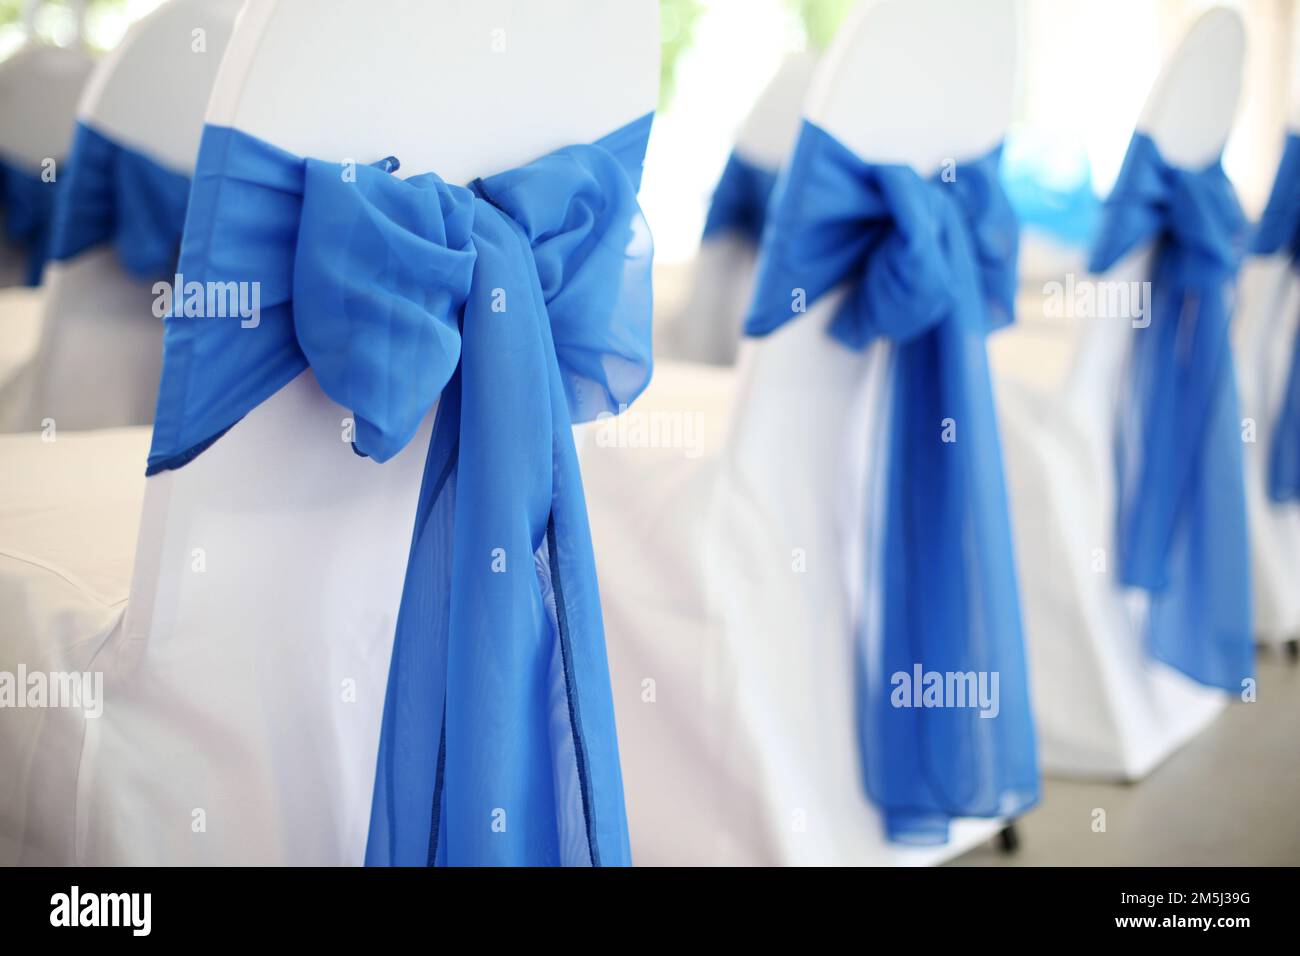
[745,121,1038,845]
[1090,132,1252,691]
[368,192,637,866]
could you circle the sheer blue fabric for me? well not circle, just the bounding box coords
[47,121,192,279]
[701,150,778,245]
[0,153,57,285]
[1089,132,1252,691]
[746,121,1038,844]
[1251,132,1300,503]
[147,114,655,866]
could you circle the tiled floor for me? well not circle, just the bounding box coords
[950,646,1300,866]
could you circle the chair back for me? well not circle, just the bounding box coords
[21,0,243,431]
[93,0,658,865]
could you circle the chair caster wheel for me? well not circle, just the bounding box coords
[997,822,1020,855]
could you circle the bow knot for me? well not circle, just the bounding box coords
[294,157,477,463]
[746,123,1017,350]
[839,168,982,346]
[1090,134,1243,279]
[149,121,652,474]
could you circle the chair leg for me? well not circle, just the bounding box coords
[997,822,1020,855]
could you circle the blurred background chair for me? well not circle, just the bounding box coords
[0,0,240,865]
[0,0,92,289]
[1235,103,1300,653]
[656,51,815,366]
[578,0,1030,865]
[997,8,1250,780]
[0,2,93,431]
[0,0,240,433]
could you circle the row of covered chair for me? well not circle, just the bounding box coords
[662,5,1299,780]
[0,0,1290,865]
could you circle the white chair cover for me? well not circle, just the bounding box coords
[1233,110,1300,647]
[995,8,1245,779]
[4,0,659,865]
[576,0,1018,864]
[0,287,44,424]
[4,0,242,434]
[0,41,92,417]
[0,40,92,288]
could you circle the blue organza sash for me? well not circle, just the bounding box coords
[1090,132,1252,691]
[48,121,192,279]
[746,121,1038,844]
[0,153,57,285]
[1251,132,1300,503]
[147,114,655,866]
[701,150,778,244]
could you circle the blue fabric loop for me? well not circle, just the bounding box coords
[746,121,1039,845]
[48,121,192,280]
[0,154,58,286]
[702,149,779,245]
[1251,132,1300,503]
[147,114,655,866]
[1089,132,1252,691]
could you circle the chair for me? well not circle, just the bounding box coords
[0,20,93,422]
[577,0,1029,865]
[996,7,1248,779]
[0,10,93,288]
[1233,101,1300,651]
[658,52,816,366]
[1,0,243,433]
[3,0,658,866]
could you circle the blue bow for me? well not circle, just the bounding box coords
[746,121,1038,844]
[1251,132,1300,503]
[701,150,779,245]
[1090,132,1252,691]
[148,114,655,866]
[0,153,58,286]
[48,122,192,280]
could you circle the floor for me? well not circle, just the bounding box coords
[949,645,1300,866]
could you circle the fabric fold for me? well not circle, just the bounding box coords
[701,150,778,245]
[745,120,1038,845]
[0,153,59,285]
[47,121,192,280]
[147,113,654,866]
[1089,131,1252,691]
